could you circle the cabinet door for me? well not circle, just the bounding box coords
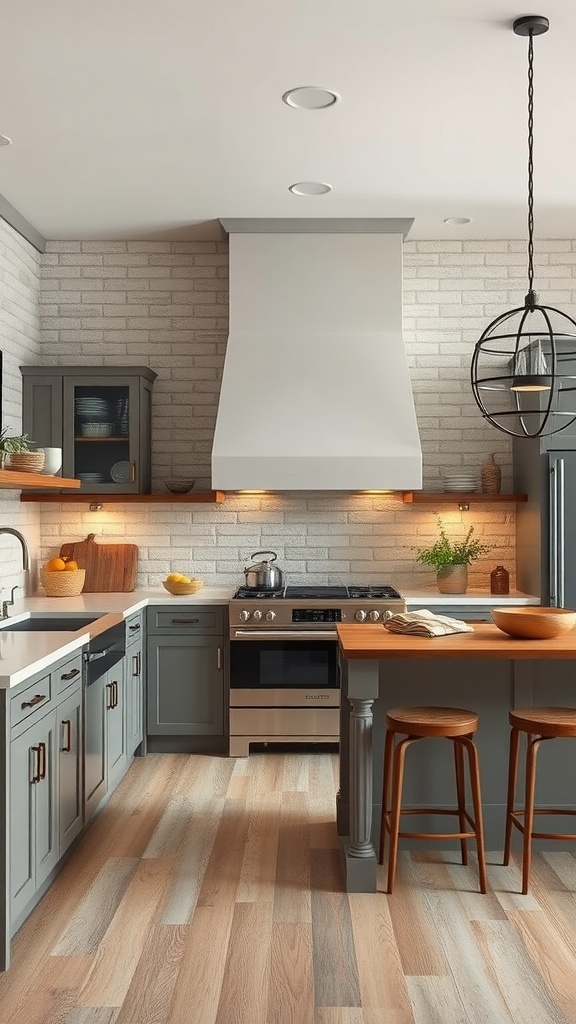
[147,635,224,736]
[62,375,141,493]
[22,374,63,450]
[126,637,144,754]
[84,674,107,820]
[106,663,126,787]
[58,688,83,854]
[10,712,58,923]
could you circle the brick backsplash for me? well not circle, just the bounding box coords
[25,235,576,594]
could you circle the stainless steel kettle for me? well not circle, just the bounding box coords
[243,550,283,592]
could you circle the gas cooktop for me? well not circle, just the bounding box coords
[232,585,403,601]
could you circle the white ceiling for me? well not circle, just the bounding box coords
[2,0,576,241]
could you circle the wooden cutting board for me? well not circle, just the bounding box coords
[59,533,138,592]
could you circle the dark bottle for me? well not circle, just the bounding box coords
[490,565,510,595]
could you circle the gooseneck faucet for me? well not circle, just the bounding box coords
[0,528,31,571]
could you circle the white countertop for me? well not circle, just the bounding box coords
[402,588,540,606]
[0,585,540,690]
[0,588,234,690]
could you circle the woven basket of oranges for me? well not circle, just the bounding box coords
[41,556,86,597]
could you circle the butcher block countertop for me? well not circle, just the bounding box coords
[337,623,576,660]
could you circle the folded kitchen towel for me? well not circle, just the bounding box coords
[383,608,474,638]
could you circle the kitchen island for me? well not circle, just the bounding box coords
[336,622,576,892]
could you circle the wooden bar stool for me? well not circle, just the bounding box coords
[379,706,487,894]
[504,707,576,894]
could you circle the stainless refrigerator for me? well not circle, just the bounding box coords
[514,437,576,608]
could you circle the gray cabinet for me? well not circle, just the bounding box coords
[146,606,226,745]
[125,612,144,755]
[58,687,82,855]
[8,649,83,930]
[9,710,58,924]
[21,364,157,493]
[84,662,127,821]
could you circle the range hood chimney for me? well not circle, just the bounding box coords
[212,219,422,491]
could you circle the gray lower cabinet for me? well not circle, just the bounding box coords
[10,709,59,925]
[58,686,83,855]
[125,613,144,755]
[8,650,84,933]
[84,662,127,821]
[146,606,226,745]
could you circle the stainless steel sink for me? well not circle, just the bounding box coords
[0,614,106,632]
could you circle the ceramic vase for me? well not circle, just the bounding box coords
[481,453,501,494]
[436,564,468,594]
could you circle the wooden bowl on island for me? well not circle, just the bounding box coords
[162,579,204,596]
[491,606,576,640]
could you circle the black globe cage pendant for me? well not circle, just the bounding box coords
[471,15,576,439]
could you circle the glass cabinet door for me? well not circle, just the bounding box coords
[62,377,139,492]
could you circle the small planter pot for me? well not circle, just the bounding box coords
[436,564,468,594]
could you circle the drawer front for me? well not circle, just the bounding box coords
[54,653,84,695]
[126,612,143,648]
[229,707,340,737]
[147,606,224,635]
[10,674,52,729]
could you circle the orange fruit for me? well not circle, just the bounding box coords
[45,556,66,572]
[64,560,79,571]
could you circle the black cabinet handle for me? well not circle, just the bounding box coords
[22,693,47,709]
[129,623,140,632]
[38,742,46,780]
[170,618,200,624]
[61,668,80,681]
[31,746,41,783]
[106,682,114,709]
[62,719,72,752]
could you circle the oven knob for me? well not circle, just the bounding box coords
[239,610,251,622]
[253,609,262,621]
[266,610,276,621]
[355,610,367,622]
[369,610,381,622]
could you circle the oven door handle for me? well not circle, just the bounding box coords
[232,629,338,639]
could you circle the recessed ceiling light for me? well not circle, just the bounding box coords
[444,216,471,225]
[289,181,332,196]
[282,87,339,109]
[0,134,12,147]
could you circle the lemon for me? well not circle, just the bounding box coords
[166,572,184,583]
[179,575,192,583]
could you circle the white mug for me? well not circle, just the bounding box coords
[40,447,62,475]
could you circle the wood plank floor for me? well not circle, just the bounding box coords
[2,752,576,1023]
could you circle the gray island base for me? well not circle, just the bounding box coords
[336,623,576,893]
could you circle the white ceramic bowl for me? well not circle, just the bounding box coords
[40,447,62,475]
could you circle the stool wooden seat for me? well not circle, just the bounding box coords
[504,707,576,894]
[379,706,487,894]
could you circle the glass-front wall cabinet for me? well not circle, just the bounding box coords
[21,366,156,493]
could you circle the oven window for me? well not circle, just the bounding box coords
[230,640,338,689]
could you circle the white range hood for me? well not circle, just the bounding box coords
[212,220,422,491]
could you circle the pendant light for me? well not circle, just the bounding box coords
[471,15,576,438]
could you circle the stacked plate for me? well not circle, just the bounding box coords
[75,397,111,422]
[443,471,478,492]
[77,471,105,484]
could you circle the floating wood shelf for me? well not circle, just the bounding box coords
[0,469,81,490]
[402,492,527,504]
[20,490,226,504]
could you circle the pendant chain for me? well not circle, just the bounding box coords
[527,31,535,296]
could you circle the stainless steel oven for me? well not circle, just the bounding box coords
[228,585,404,757]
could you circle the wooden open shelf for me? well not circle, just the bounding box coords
[20,490,226,504]
[402,491,527,504]
[0,469,81,490]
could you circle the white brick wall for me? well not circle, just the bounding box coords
[37,236,567,592]
[0,220,42,595]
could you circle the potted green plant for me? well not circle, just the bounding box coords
[415,518,491,594]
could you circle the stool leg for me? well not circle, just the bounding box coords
[460,736,487,894]
[521,735,543,895]
[379,727,395,866]
[386,736,414,895]
[503,726,520,866]
[453,739,468,866]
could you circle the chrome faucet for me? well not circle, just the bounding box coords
[0,528,31,571]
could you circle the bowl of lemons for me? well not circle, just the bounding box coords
[162,573,204,596]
